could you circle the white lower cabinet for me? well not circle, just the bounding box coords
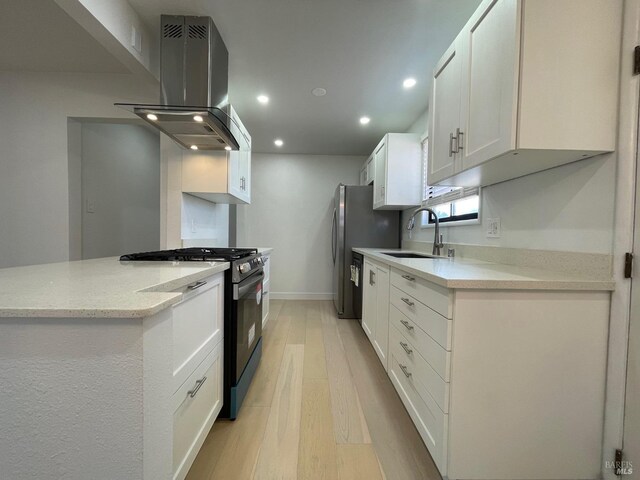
[361,257,610,480]
[362,258,390,370]
[167,273,225,480]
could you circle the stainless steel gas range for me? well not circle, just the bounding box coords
[120,247,264,420]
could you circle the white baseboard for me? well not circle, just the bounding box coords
[270,292,333,300]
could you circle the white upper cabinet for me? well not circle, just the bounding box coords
[362,154,375,186]
[181,106,252,204]
[372,133,422,210]
[428,0,620,187]
[428,35,463,185]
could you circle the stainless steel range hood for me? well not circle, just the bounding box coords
[116,15,240,151]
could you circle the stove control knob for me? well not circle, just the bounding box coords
[257,257,263,265]
[239,262,251,274]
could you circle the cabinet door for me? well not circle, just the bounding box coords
[362,261,377,341]
[373,139,387,208]
[366,155,375,185]
[360,165,367,186]
[239,139,251,203]
[428,36,463,185]
[227,151,242,198]
[459,0,519,171]
[373,266,390,370]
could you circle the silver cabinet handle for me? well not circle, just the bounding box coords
[449,132,454,157]
[401,274,415,282]
[187,376,207,398]
[369,270,376,286]
[456,128,464,152]
[381,186,385,198]
[187,280,207,290]
[400,341,413,355]
[399,364,412,378]
[400,319,414,331]
[401,297,415,307]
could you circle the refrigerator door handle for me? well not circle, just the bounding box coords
[331,208,337,264]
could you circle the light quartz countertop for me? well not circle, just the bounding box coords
[353,248,615,291]
[257,247,273,255]
[0,257,229,318]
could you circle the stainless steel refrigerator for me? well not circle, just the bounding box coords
[332,184,400,318]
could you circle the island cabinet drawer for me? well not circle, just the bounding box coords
[172,343,223,480]
[389,348,448,475]
[172,273,224,393]
[390,268,452,318]
[390,285,452,351]
[390,305,450,381]
[390,323,450,413]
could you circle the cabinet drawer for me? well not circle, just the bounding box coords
[389,349,448,475]
[390,305,450,381]
[390,268,452,318]
[390,285,452,350]
[172,343,223,480]
[172,274,224,392]
[390,324,449,413]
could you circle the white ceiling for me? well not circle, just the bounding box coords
[128,0,481,155]
[0,0,128,74]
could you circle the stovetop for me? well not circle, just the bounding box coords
[120,247,258,262]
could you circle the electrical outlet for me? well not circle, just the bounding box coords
[86,199,95,214]
[486,218,501,238]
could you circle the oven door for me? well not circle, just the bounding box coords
[233,269,264,381]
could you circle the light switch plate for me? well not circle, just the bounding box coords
[486,218,501,238]
[131,26,142,53]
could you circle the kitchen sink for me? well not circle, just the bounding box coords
[381,252,436,259]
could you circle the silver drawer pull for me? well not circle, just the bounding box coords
[188,376,207,398]
[401,297,415,307]
[400,319,414,331]
[399,364,412,378]
[187,280,207,291]
[400,342,413,355]
[401,274,415,282]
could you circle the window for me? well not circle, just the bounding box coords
[420,136,480,227]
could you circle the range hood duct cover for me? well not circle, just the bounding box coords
[116,15,240,151]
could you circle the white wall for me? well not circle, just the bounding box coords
[80,122,160,259]
[0,71,157,268]
[402,110,616,254]
[237,153,364,297]
[181,194,230,247]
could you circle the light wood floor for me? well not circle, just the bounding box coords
[186,300,441,480]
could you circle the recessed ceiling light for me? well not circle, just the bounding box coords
[224,146,232,151]
[359,116,371,125]
[311,87,327,97]
[274,139,284,147]
[403,78,417,89]
[257,95,269,104]
[193,115,204,122]
[190,145,198,150]
[146,113,158,121]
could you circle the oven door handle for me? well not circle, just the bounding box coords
[233,271,264,300]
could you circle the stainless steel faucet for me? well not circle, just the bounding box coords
[406,206,444,256]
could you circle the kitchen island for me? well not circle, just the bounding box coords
[354,248,613,480]
[0,257,229,480]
